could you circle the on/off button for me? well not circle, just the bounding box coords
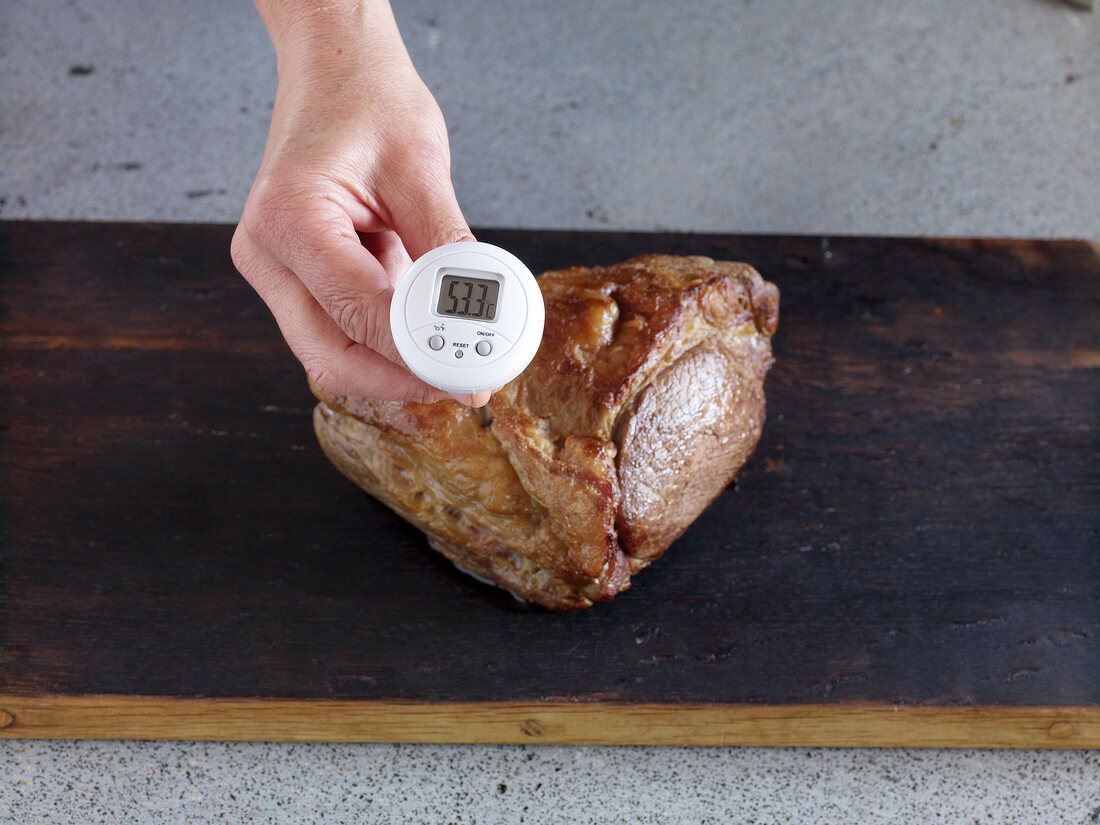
[476,340,492,356]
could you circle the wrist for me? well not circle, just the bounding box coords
[255,0,409,73]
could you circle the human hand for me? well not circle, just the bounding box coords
[231,1,490,406]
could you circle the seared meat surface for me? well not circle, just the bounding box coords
[312,255,779,609]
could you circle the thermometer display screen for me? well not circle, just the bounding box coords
[436,274,500,321]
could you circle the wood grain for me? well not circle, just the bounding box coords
[1,696,1098,748]
[1,221,1097,746]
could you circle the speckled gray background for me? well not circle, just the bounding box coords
[2,0,1098,822]
[1,0,1097,237]
[4,741,1100,824]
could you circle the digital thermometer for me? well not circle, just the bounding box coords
[390,241,545,394]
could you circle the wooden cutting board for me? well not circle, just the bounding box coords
[1,221,1096,747]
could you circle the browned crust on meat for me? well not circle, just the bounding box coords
[312,254,778,609]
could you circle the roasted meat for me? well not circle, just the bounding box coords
[312,254,779,609]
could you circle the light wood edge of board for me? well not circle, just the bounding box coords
[0,697,1097,748]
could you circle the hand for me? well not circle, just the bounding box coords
[231,1,490,406]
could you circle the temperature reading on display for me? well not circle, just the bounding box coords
[437,274,500,321]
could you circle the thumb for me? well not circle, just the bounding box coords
[385,160,475,262]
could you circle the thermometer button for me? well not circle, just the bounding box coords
[428,335,445,351]
[475,340,492,356]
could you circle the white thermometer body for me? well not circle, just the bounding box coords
[390,241,544,394]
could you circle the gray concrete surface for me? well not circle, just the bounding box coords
[2,743,1100,825]
[4,740,1100,824]
[2,0,1099,822]
[1,0,1097,237]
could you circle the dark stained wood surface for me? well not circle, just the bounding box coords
[1,221,1097,712]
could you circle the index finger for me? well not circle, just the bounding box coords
[244,184,404,364]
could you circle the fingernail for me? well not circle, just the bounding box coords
[448,390,493,408]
